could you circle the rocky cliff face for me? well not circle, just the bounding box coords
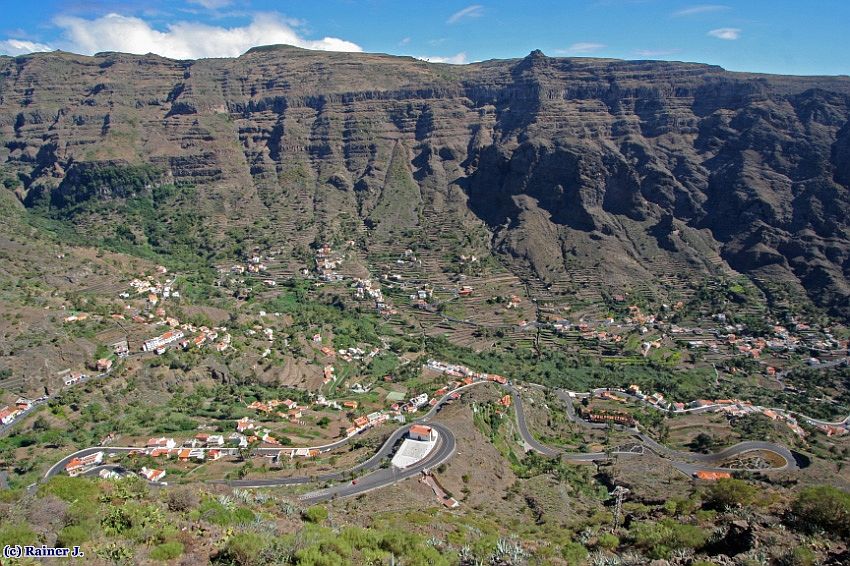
[1,47,849,316]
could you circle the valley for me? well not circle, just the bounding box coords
[1,46,850,565]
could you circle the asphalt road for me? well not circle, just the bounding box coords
[44,378,798,499]
[296,423,456,503]
[544,388,797,473]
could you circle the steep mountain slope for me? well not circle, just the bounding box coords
[1,47,849,317]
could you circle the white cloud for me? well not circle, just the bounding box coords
[415,52,468,65]
[708,27,741,40]
[556,42,606,55]
[399,37,411,46]
[447,5,483,24]
[634,48,681,57]
[0,38,53,56]
[47,12,362,59]
[187,0,233,8]
[672,4,729,17]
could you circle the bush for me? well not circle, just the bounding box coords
[0,522,37,548]
[629,519,709,559]
[57,524,90,547]
[166,487,199,512]
[789,485,850,539]
[40,476,99,503]
[561,541,588,563]
[219,532,268,566]
[703,478,759,510]
[596,533,619,550]
[779,546,816,566]
[301,505,329,524]
[150,541,184,561]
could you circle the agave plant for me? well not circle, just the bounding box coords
[578,527,596,545]
[736,549,769,565]
[279,501,297,516]
[458,545,475,561]
[618,551,645,565]
[588,551,622,566]
[217,494,235,509]
[490,536,527,565]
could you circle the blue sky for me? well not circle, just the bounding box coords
[0,1,847,76]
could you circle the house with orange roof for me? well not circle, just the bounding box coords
[409,424,434,441]
[343,400,358,410]
[0,406,19,425]
[236,417,255,433]
[139,467,166,482]
[65,451,103,477]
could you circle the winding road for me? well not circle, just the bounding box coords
[44,377,798,502]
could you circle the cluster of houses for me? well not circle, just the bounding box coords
[123,266,180,306]
[409,287,434,310]
[353,278,397,315]
[141,325,231,355]
[612,385,811,437]
[336,346,380,363]
[247,398,303,422]
[144,435,227,462]
[230,254,269,275]
[672,319,848,362]
[315,243,347,282]
[547,301,850,387]
[424,359,508,385]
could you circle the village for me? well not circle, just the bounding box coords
[53,353,850,484]
[3,241,849,497]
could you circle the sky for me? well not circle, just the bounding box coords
[0,0,847,76]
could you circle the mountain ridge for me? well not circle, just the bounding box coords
[2,47,849,317]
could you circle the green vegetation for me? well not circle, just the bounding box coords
[51,163,164,209]
[301,505,329,524]
[789,485,850,539]
[628,518,710,559]
[703,478,763,509]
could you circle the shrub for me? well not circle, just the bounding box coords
[703,478,759,509]
[219,532,268,566]
[596,533,619,550]
[57,524,90,547]
[40,476,99,503]
[166,487,198,512]
[302,505,329,524]
[0,522,37,548]
[778,546,816,566]
[789,485,850,539]
[629,519,709,559]
[150,541,184,561]
[561,541,589,563]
